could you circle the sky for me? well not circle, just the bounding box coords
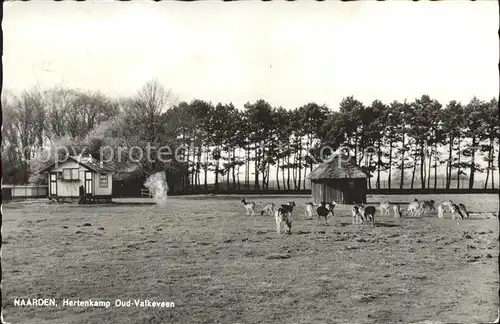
[3,1,499,111]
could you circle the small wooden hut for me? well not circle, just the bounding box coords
[307,153,367,205]
[38,155,114,202]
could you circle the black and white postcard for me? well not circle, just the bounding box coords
[2,1,499,323]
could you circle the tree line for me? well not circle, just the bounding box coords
[2,80,498,192]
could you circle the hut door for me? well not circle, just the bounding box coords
[85,172,93,195]
[345,180,356,204]
[49,173,57,196]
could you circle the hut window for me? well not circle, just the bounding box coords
[57,172,63,179]
[99,174,108,188]
[63,168,79,180]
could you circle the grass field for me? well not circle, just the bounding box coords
[2,194,499,324]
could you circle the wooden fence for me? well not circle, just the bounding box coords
[2,180,496,201]
[2,185,49,201]
[171,179,497,194]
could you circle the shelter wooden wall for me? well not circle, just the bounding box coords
[311,182,342,205]
[310,178,367,205]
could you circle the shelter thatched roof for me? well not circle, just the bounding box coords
[307,153,367,180]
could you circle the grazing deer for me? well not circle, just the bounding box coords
[437,201,466,220]
[450,204,466,220]
[261,203,275,216]
[304,202,316,219]
[379,200,391,217]
[407,200,422,217]
[325,200,337,212]
[458,203,469,218]
[352,205,366,225]
[393,204,402,219]
[362,205,376,225]
[437,204,445,219]
[437,200,456,219]
[241,198,256,216]
[275,208,292,234]
[440,200,454,213]
[420,200,436,213]
[279,201,296,215]
[316,202,334,225]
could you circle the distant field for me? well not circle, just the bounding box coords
[2,194,499,324]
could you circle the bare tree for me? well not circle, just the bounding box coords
[119,79,176,175]
[2,91,23,183]
[44,87,77,140]
[72,91,120,138]
[6,87,47,182]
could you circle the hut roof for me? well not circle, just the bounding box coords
[38,155,115,174]
[307,153,367,180]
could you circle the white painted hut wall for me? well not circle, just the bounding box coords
[50,160,88,197]
[93,173,112,195]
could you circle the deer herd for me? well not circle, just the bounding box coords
[241,197,470,235]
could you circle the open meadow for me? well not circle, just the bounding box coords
[2,194,499,324]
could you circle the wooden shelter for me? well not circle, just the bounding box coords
[39,155,114,202]
[307,153,367,205]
